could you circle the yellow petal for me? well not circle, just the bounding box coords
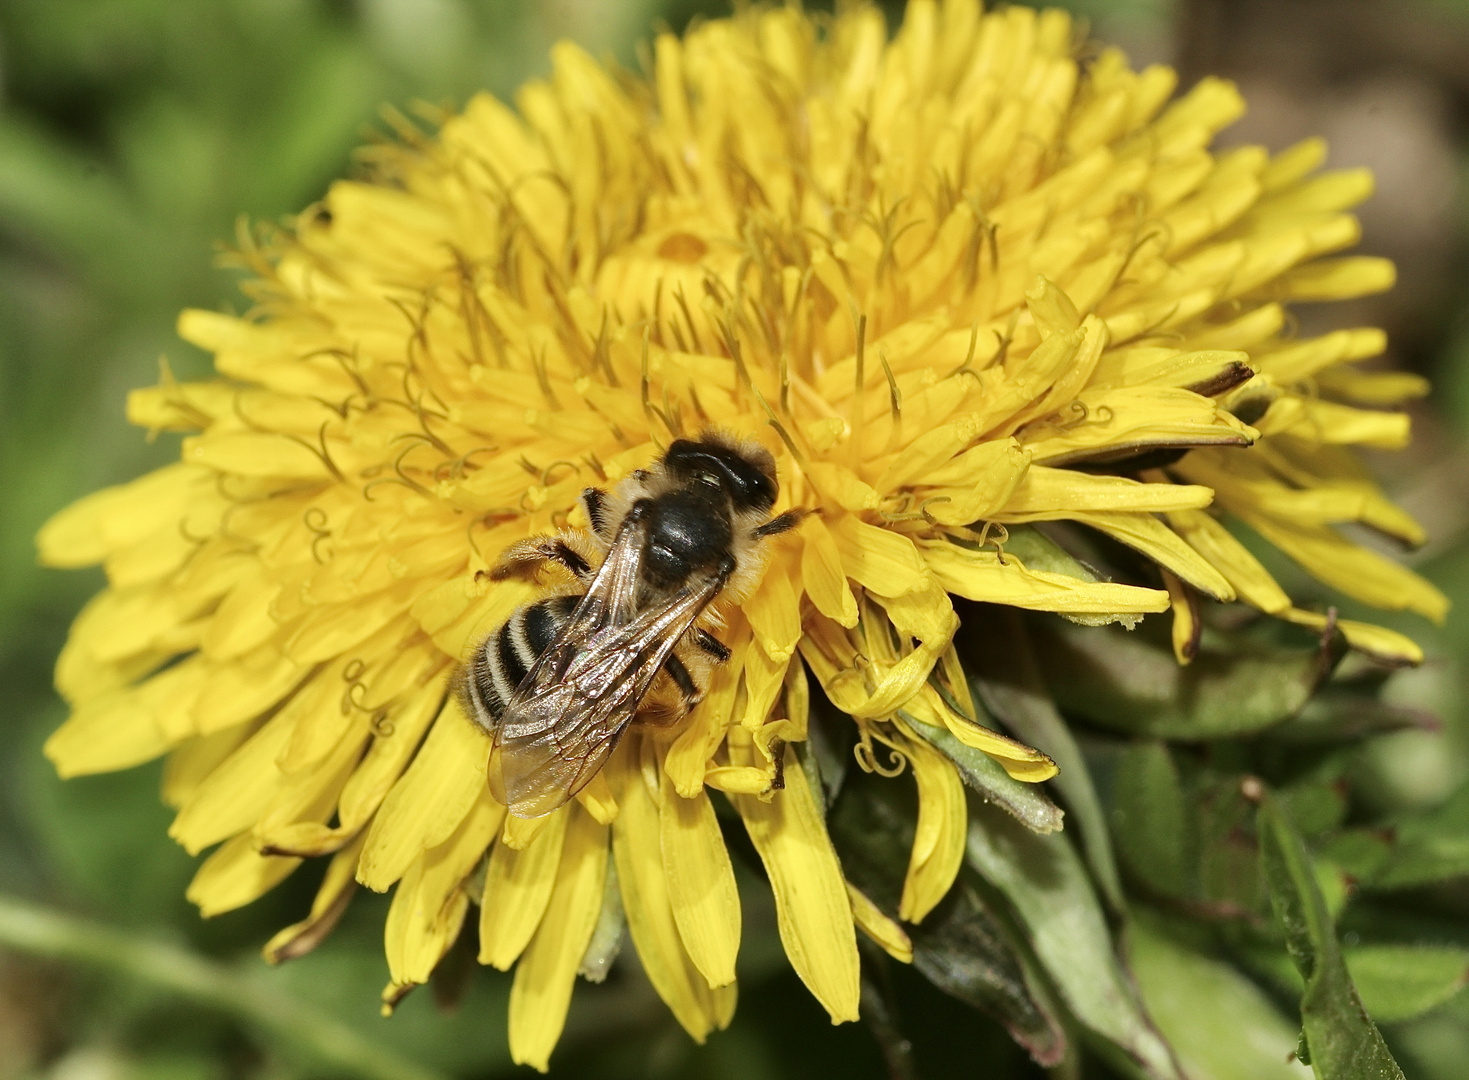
[611,739,731,1042]
[251,723,370,856]
[1000,467,1213,515]
[1288,398,1411,450]
[385,789,503,986]
[1068,510,1235,600]
[1089,346,1253,392]
[1259,136,1326,191]
[1162,569,1200,665]
[162,723,257,809]
[869,580,958,647]
[745,553,803,662]
[1020,386,1254,466]
[336,676,450,835]
[804,461,881,511]
[1280,608,1425,666]
[201,567,281,660]
[1314,366,1429,406]
[702,765,779,795]
[358,698,491,891]
[1163,507,1290,614]
[730,733,860,1023]
[907,684,1058,781]
[1003,312,1110,436]
[799,516,859,628]
[1235,511,1448,624]
[1255,327,1385,384]
[169,707,294,855]
[45,674,191,779]
[186,834,300,918]
[479,806,570,971]
[182,431,331,478]
[918,538,1170,614]
[665,617,749,796]
[891,722,967,924]
[911,440,1033,526]
[660,769,741,989]
[873,414,986,493]
[412,574,537,661]
[263,833,366,963]
[1266,255,1395,301]
[191,646,309,736]
[829,514,931,597]
[574,771,620,825]
[507,803,609,1072]
[846,882,913,963]
[37,464,204,568]
[798,610,933,722]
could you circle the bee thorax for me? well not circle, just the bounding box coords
[641,489,734,590]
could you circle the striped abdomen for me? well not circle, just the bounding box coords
[462,594,579,732]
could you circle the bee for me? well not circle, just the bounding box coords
[458,433,808,819]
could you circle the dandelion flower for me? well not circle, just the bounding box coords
[38,0,1444,1070]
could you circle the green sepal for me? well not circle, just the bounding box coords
[1265,684,1437,745]
[1111,745,1266,917]
[1345,945,1469,1023]
[962,604,1125,911]
[1129,911,1319,1080]
[902,709,1065,834]
[1257,790,1406,1079]
[1030,614,1344,739]
[1320,781,1469,890]
[1113,742,1191,900]
[965,798,1185,1080]
[828,767,1068,1066]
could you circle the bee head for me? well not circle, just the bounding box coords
[664,436,777,513]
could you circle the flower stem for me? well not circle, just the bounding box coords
[0,895,445,1080]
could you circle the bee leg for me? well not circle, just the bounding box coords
[489,536,593,582]
[580,487,612,541]
[752,507,813,539]
[693,628,732,663]
[662,653,704,710]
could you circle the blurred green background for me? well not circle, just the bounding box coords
[3,1,1469,1078]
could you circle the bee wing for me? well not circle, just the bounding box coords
[550,502,646,650]
[490,572,724,819]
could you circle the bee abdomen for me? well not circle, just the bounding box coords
[464,593,578,731]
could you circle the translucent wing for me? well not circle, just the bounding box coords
[490,511,723,818]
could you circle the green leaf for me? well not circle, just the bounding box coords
[911,881,1067,1067]
[1113,743,1190,899]
[903,711,1065,834]
[1266,686,1437,744]
[1129,914,1313,1080]
[1367,782,1469,890]
[1278,769,1350,840]
[1317,828,1394,883]
[964,799,1184,1079]
[1110,747,1267,917]
[1257,793,1406,1078]
[1033,616,1343,739]
[1194,772,1269,917]
[963,606,1125,910]
[828,769,1068,1065]
[1345,945,1469,1023]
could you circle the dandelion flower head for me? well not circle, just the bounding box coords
[37,0,1445,1069]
